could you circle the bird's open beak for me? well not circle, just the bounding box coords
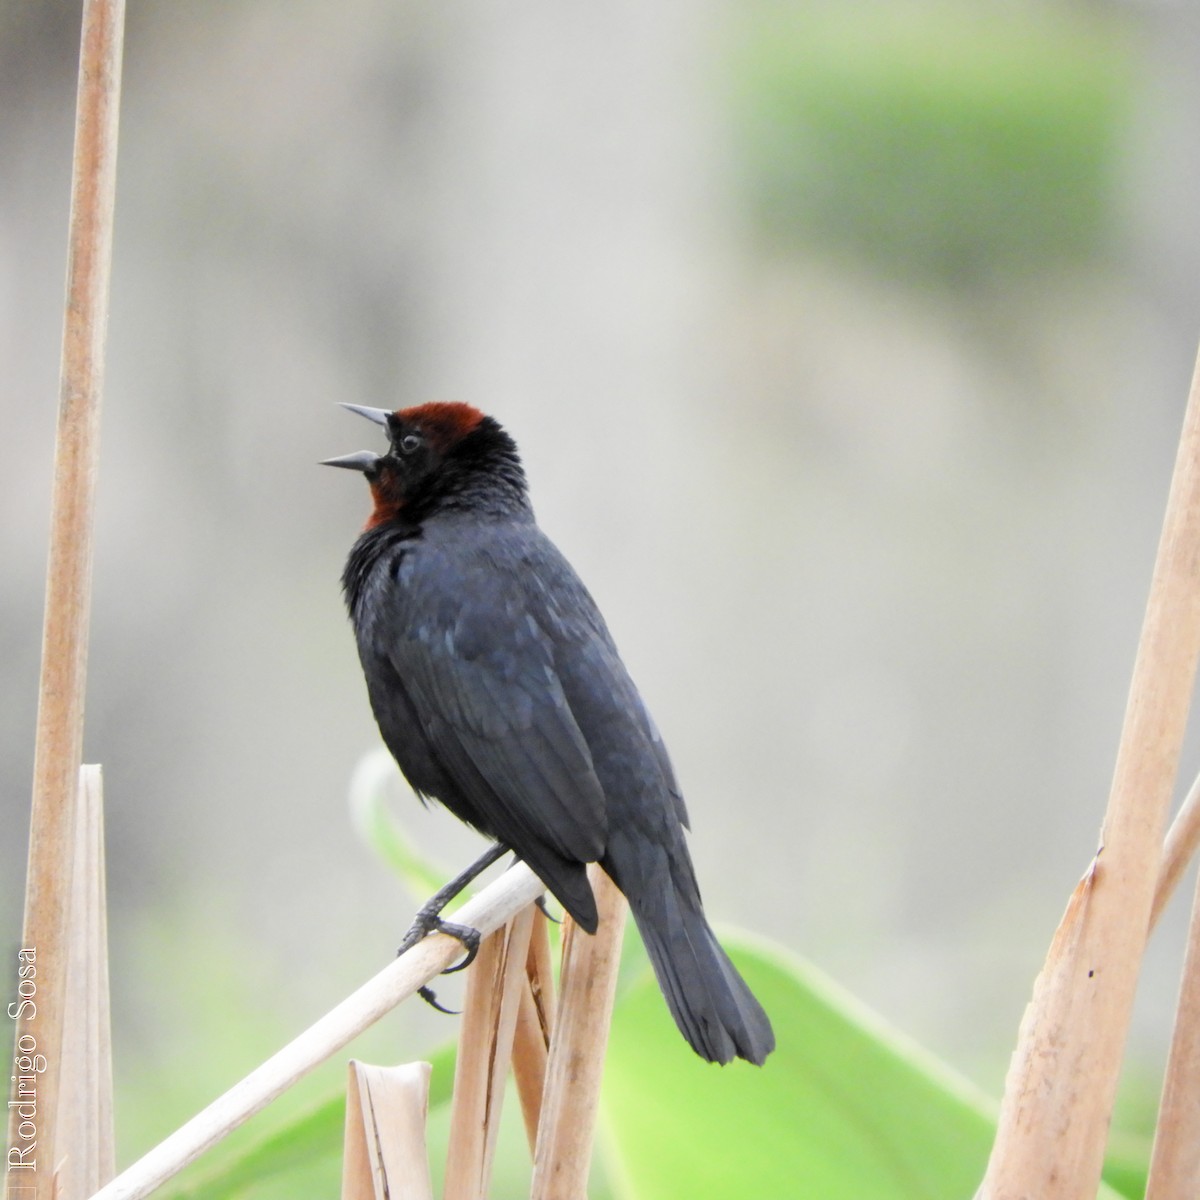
[322,404,393,470]
[321,450,381,473]
[340,403,392,426]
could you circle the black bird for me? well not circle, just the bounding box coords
[325,402,774,1065]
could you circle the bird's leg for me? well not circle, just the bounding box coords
[398,841,510,980]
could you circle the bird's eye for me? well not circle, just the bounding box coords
[398,433,422,455]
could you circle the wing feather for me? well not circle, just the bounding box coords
[386,557,609,867]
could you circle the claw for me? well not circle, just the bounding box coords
[436,920,482,973]
[417,985,460,1015]
[534,894,561,925]
[399,913,479,1017]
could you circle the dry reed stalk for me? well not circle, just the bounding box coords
[1145,857,1200,1198]
[54,766,115,1200]
[443,906,536,1200]
[1141,767,1200,1196]
[1137,768,1200,1194]
[525,906,557,1034]
[511,911,556,1151]
[8,4,125,1195]
[85,862,545,1200]
[530,865,626,1200]
[1152,768,1200,932]
[341,1061,434,1200]
[979,355,1200,1199]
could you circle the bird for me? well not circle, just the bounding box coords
[324,401,775,1066]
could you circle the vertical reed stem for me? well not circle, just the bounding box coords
[1145,857,1200,1197]
[511,911,556,1152]
[443,908,535,1200]
[7,4,124,1195]
[54,766,115,1200]
[531,865,626,1200]
[980,350,1200,1198]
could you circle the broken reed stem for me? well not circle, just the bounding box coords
[980,354,1200,1199]
[55,765,116,1200]
[443,906,536,1200]
[443,932,508,1200]
[511,911,556,1152]
[85,863,546,1200]
[525,905,557,1036]
[341,1061,434,1200]
[8,2,125,1194]
[530,865,626,1200]
[1152,768,1200,933]
[1142,767,1200,1195]
[1145,857,1200,1198]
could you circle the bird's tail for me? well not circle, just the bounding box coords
[606,851,775,1066]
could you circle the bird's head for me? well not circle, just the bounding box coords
[323,401,528,527]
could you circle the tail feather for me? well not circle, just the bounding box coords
[517,846,599,934]
[615,857,775,1065]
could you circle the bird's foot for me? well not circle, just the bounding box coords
[534,894,561,924]
[399,910,482,1015]
[396,842,510,1014]
[397,908,482,971]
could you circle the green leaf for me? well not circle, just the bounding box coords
[160,1096,345,1200]
[601,936,1133,1199]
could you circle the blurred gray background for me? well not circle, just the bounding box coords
[4,0,1200,1160]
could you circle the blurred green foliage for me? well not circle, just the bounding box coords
[124,760,1152,1197]
[152,937,1145,1198]
[729,2,1136,284]
[604,940,999,1198]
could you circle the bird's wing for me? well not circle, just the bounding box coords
[553,620,690,830]
[386,550,609,866]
